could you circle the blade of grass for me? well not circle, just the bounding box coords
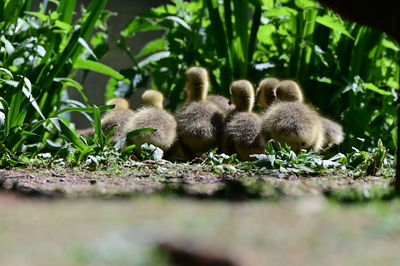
[126,128,157,139]
[58,0,76,24]
[92,105,106,147]
[248,1,261,71]
[50,117,87,151]
[232,0,249,71]
[74,59,126,81]
[223,0,233,43]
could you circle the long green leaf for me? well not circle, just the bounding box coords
[127,128,157,139]
[74,59,126,80]
[80,0,108,41]
[58,0,77,23]
[54,77,90,105]
[248,1,261,64]
[137,51,171,68]
[232,0,249,67]
[7,79,25,130]
[50,118,87,151]
[137,38,166,58]
[364,83,392,96]
[37,26,81,94]
[223,0,233,43]
[53,105,114,117]
[92,105,105,146]
[205,0,228,58]
[316,15,354,40]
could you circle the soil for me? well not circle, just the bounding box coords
[0,159,392,199]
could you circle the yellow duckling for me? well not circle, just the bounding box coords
[256,77,280,108]
[207,95,235,114]
[320,117,344,150]
[122,90,177,152]
[261,80,343,151]
[274,80,304,103]
[175,66,224,158]
[262,101,324,152]
[223,80,265,161]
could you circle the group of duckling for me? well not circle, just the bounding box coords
[81,66,344,161]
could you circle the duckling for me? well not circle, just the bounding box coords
[175,66,224,158]
[101,98,135,136]
[223,80,265,161]
[122,90,177,152]
[320,117,344,150]
[261,101,324,152]
[256,77,280,108]
[260,80,343,151]
[207,95,235,114]
[274,80,304,103]
[78,97,134,140]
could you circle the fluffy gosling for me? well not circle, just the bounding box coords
[223,80,265,161]
[320,117,344,150]
[175,66,224,158]
[78,97,134,140]
[261,101,324,152]
[260,80,343,151]
[256,77,280,108]
[122,90,177,152]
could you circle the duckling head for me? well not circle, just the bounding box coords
[106,97,130,110]
[230,80,255,112]
[256,77,280,107]
[274,80,304,103]
[185,66,209,101]
[142,89,164,109]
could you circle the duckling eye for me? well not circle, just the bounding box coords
[300,142,306,147]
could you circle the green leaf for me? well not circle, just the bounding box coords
[121,18,165,38]
[165,15,191,31]
[7,79,25,130]
[79,0,107,41]
[294,0,317,8]
[381,38,400,52]
[0,36,15,55]
[120,144,136,157]
[78,37,98,60]
[50,118,87,151]
[55,20,73,31]
[21,76,45,120]
[74,59,127,81]
[137,51,171,68]
[137,38,167,58]
[58,0,77,23]
[316,15,354,39]
[232,0,249,66]
[53,105,114,117]
[25,11,49,21]
[363,83,392,96]
[54,77,90,105]
[92,105,106,146]
[0,67,13,79]
[126,128,157,139]
[263,6,298,17]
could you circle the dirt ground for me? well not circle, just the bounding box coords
[0,161,398,266]
[0,159,392,199]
